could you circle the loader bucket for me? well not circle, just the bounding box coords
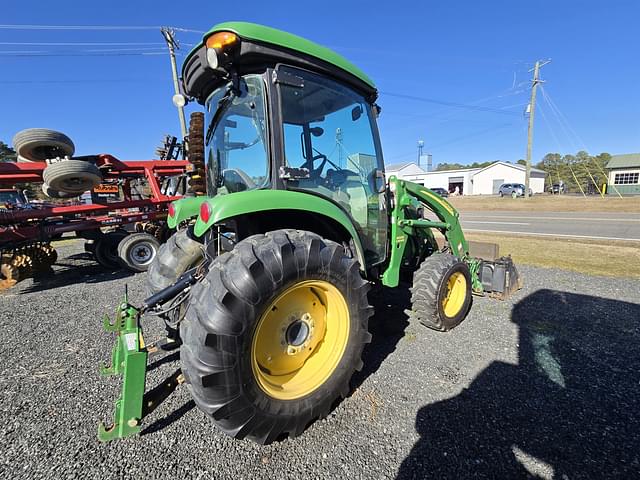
[478,256,523,300]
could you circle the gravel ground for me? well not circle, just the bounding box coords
[0,239,638,479]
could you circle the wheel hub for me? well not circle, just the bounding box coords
[285,316,311,347]
[283,312,315,355]
[129,242,154,265]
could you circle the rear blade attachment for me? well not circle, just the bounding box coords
[478,255,523,300]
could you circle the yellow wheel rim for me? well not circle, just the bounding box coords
[251,280,350,400]
[442,271,467,317]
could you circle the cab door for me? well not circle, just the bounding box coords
[277,66,388,266]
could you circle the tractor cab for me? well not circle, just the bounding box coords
[180,22,388,266]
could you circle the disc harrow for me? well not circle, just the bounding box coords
[0,242,57,291]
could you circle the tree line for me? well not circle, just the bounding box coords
[535,151,611,193]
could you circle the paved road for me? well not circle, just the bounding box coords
[459,211,640,241]
[1,240,639,479]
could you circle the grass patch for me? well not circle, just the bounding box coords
[449,195,640,213]
[465,232,640,278]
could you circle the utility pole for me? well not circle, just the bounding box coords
[525,59,551,198]
[336,128,344,168]
[161,27,188,145]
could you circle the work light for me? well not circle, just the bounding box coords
[205,31,238,69]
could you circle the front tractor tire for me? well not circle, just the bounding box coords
[180,229,372,444]
[411,253,472,331]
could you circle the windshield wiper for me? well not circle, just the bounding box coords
[205,87,236,145]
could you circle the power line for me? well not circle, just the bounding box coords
[540,85,622,197]
[384,122,518,162]
[0,41,166,46]
[380,91,523,116]
[381,86,527,122]
[0,24,204,33]
[0,51,165,57]
[0,78,148,84]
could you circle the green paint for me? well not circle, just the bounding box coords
[382,178,472,287]
[193,189,366,268]
[467,257,484,293]
[98,299,147,442]
[167,196,207,229]
[183,21,375,90]
[402,181,469,258]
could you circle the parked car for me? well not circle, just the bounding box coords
[430,187,449,197]
[549,183,567,194]
[498,183,532,198]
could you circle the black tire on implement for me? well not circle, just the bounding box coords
[180,229,372,444]
[12,128,75,162]
[117,233,161,273]
[41,183,79,199]
[94,230,128,269]
[43,160,102,194]
[146,227,204,295]
[411,253,472,331]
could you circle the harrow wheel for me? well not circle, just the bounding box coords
[187,112,206,195]
[28,243,58,271]
[0,262,18,290]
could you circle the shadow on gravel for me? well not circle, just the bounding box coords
[141,400,196,436]
[351,284,411,391]
[398,289,640,479]
[19,264,134,294]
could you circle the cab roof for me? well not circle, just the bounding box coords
[181,22,376,101]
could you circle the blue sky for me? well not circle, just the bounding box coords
[2,0,638,167]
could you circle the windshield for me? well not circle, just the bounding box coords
[205,74,269,195]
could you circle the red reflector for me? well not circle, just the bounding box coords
[200,202,211,223]
[168,203,176,218]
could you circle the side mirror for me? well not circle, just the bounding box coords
[351,105,363,121]
[309,127,324,137]
[374,169,386,193]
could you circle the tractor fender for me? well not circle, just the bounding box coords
[167,196,208,229]
[193,189,366,268]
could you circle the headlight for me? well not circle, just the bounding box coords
[205,31,238,69]
[206,48,218,69]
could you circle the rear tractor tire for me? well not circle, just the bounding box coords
[180,229,372,444]
[411,253,472,331]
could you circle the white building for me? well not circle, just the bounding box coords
[472,162,546,194]
[385,161,546,195]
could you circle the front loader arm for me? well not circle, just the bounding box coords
[382,177,475,288]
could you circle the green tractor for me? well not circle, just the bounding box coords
[98,22,521,444]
